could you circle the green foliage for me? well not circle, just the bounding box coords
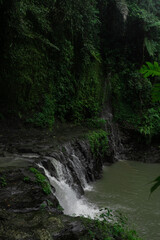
[27,94,55,128]
[81,209,142,240]
[46,199,54,207]
[150,176,160,194]
[23,176,30,182]
[72,62,104,122]
[30,167,51,195]
[127,1,160,58]
[57,204,64,211]
[0,176,7,187]
[87,130,108,158]
[40,200,54,210]
[140,61,160,102]
[144,38,157,57]
[139,107,160,139]
[0,0,104,126]
[108,58,160,141]
[140,61,160,78]
[111,69,151,126]
[40,203,46,209]
[0,0,160,133]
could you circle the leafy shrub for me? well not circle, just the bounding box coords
[87,130,108,158]
[139,107,160,139]
[111,66,160,141]
[27,94,55,129]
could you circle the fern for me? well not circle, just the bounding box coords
[140,61,160,78]
[144,38,156,57]
[140,61,160,102]
[150,176,160,194]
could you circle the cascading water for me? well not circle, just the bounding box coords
[39,148,99,218]
[102,105,124,161]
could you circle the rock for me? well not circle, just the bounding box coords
[0,210,87,240]
[0,167,59,212]
[120,128,160,163]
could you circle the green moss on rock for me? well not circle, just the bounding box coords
[30,167,51,195]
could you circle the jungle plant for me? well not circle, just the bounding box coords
[140,61,160,102]
[140,62,160,193]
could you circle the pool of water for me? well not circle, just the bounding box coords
[85,160,160,240]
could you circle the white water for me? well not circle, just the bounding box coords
[38,159,98,218]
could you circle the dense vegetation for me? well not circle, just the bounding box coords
[0,0,160,141]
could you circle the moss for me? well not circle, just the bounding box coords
[23,176,30,182]
[29,167,51,195]
[0,176,7,187]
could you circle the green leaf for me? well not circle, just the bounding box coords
[140,61,160,78]
[150,176,160,194]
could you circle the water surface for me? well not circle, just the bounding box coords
[85,160,160,240]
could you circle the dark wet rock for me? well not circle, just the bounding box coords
[120,129,160,163]
[0,167,59,212]
[0,209,87,240]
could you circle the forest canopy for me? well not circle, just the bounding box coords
[0,0,160,140]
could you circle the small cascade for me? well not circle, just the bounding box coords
[116,0,128,22]
[39,158,98,217]
[102,105,124,161]
[39,140,100,217]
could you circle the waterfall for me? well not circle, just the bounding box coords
[38,141,100,218]
[116,0,128,22]
[102,105,124,161]
[36,111,123,217]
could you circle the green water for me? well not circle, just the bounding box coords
[85,160,160,240]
